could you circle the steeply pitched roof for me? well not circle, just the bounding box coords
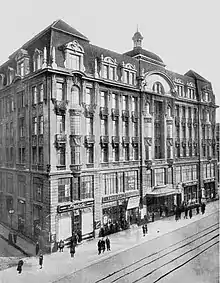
[124,47,164,64]
[184,70,209,82]
[52,19,89,41]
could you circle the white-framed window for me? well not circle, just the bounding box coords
[188,88,195,99]
[100,56,117,81]
[56,82,64,101]
[122,95,128,110]
[33,49,43,71]
[18,62,24,77]
[131,96,137,112]
[112,93,118,109]
[153,82,164,94]
[32,86,37,104]
[176,85,184,97]
[70,86,80,105]
[85,88,92,104]
[57,115,65,133]
[33,117,37,135]
[122,63,136,85]
[204,92,210,102]
[63,40,84,71]
[100,91,108,107]
[155,168,165,186]
[39,116,44,134]
[39,84,44,102]
[86,117,93,135]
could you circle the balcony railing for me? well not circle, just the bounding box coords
[53,99,68,115]
[112,136,120,145]
[84,104,95,118]
[100,107,108,119]
[122,136,130,145]
[70,164,82,176]
[100,135,109,144]
[122,110,129,121]
[111,108,119,120]
[69,135,82,147]
[84,135,95,144]
[55,133,67,148]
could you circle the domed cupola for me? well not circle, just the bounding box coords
[132,28,143,48]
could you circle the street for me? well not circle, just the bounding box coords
[57,211,219,283]
[0,236,24,271]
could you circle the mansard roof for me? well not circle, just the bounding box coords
[124,47,164,65]
[184,70,209,82]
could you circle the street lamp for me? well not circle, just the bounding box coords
[9,209,14,229]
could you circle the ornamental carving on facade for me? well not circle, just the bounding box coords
[72,74,81,88]
[69,135,82,147]
[167,138,173,146]
[69,108,81,116]
[144,137,152,146]
[193,141,198,148]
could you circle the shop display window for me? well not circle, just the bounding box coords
[58,178,71,203]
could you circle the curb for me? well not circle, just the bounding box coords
[0,233,31,257]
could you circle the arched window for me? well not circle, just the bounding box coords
[146,102,150,114]
[153,82,164,94]
[70,86,80,106]
[167,106,171,117]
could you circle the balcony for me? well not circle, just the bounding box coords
[111,108,120,120]
[122,136,130,146]
[100,135,109,145]
[84,104,95,118]
[122,110,129,121]
[70,164,82,177]
[132,136,139,145]
[175,116,180,126]
[84,135,95,146]
[187,118,192,127]
[53,99,68,115]
[55,133,67,148]
[112,136,120,146]
[131,111,138,122]
[181,117,187,126]
[69,135,82,147]
[100,107,108,119]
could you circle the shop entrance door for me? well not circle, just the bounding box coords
[72,209,81,234]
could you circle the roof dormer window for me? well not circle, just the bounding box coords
[176,85,184,97]
[15,49,30,78]
[7,67,15,85]
[33,49,43,72]
[100,55,118,81]
[63,40,85,72]
[122,63,136,85]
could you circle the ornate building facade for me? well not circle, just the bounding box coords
[0,20,218,251]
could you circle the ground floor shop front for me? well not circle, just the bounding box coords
[203,179,216,200]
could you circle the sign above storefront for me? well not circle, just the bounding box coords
[182,181,198,187]
[127,196,140,210]
[102,191,139,203]
[203,178,215,183]
[57,200,94,213]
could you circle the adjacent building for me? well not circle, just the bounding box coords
[0,20,218,252]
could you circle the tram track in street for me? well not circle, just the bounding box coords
[95,222,219,283]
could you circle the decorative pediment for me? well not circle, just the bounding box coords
[122,62,136,71]
[187,81,195,88]
[64,40,84,53]
[174,78,184,84]
[15,49,29,61]
[101,55,117,65]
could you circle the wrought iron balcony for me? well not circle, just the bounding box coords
[112,136,120,145]
[122,110,129,121]
[84,104,95,118]
[111,108,120,120]
[100,135,109,144]
[131,111,138,122]
[122,136,130,145]
[84,135,95,145]
[53,99,68,115]
[70,164,82,177]
[100,107,108,119]
[131,136,139,145]
[55,133,67,148]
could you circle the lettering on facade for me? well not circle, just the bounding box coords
[102,191,139,203]
[57,200,94,213]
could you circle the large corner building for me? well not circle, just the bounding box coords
[0,20,218,252]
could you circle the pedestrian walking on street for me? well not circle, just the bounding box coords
[175,207,179,221]
[184,205,188,219]
[13,232,17,244]
[39,253,43,269]
[189,207,193,219]
[165,206,168,217]
[201,202,206,214]
[145,223,148,234]
[59,240,64,252]
[70,244,76,258]
[17,259,24,274]
[106,237,111,251]
[101,238,106,253]
[142,225,146,236]
[36,241,40,256]
[98,239,102,255]
[159,206,163,217]
[152,212,155,222]
[8,232,13,244]
[196,205,200,215]
[179,206,182,219]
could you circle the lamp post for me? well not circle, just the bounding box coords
[9,209,14,229]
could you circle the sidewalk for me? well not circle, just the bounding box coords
[0,200,219,283]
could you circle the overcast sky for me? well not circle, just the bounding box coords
[1,0,219,120]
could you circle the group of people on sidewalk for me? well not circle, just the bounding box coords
[97,237,111,255]
[175,202,206,221]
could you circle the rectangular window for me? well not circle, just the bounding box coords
[58,178,71,203]
[122,95,128,110]
[112,120,119,136]
[57,115,65,133]
[86,146,94,164]
[103,65,108,79]
[18,176,26,198]
[69,54,80,70]
[57,147,65,166]
[146,170,152,188]
[155,168,165,186]
[70,115,80,135]
[19,118,25,137]
[118,172,124,193]
[33,178,43,202]
[124,70,129,84]
[101,146,108,162]
[122,121,129,136]
[167,168,173,184]
[133,147,139,160]
[33,117,37,135]
[103,173,117,195]
[80,176,94,199]
[124,171,138,191]
[6,173,13,194]
[18,148,25,164]
[112,145,119,161]
[86,118,93,135]
[101,119,108,136]
[132,122,138,137]
[112,93,118,109]
[85,88,91,104]
[32,86,37,104]
[18,62,24,77]
[38,147,43,164]
[71,146,80,164]
[100,91,107,107]
[131,96,137,112]
[39,84,44,102]
[109,66,114,80]
[39,116,44,134]
[124,146,129,161]
[56,82,64,101]
[32,147,37,164]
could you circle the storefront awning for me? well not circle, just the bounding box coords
[127,196,140,210]
[145,185,180,197]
